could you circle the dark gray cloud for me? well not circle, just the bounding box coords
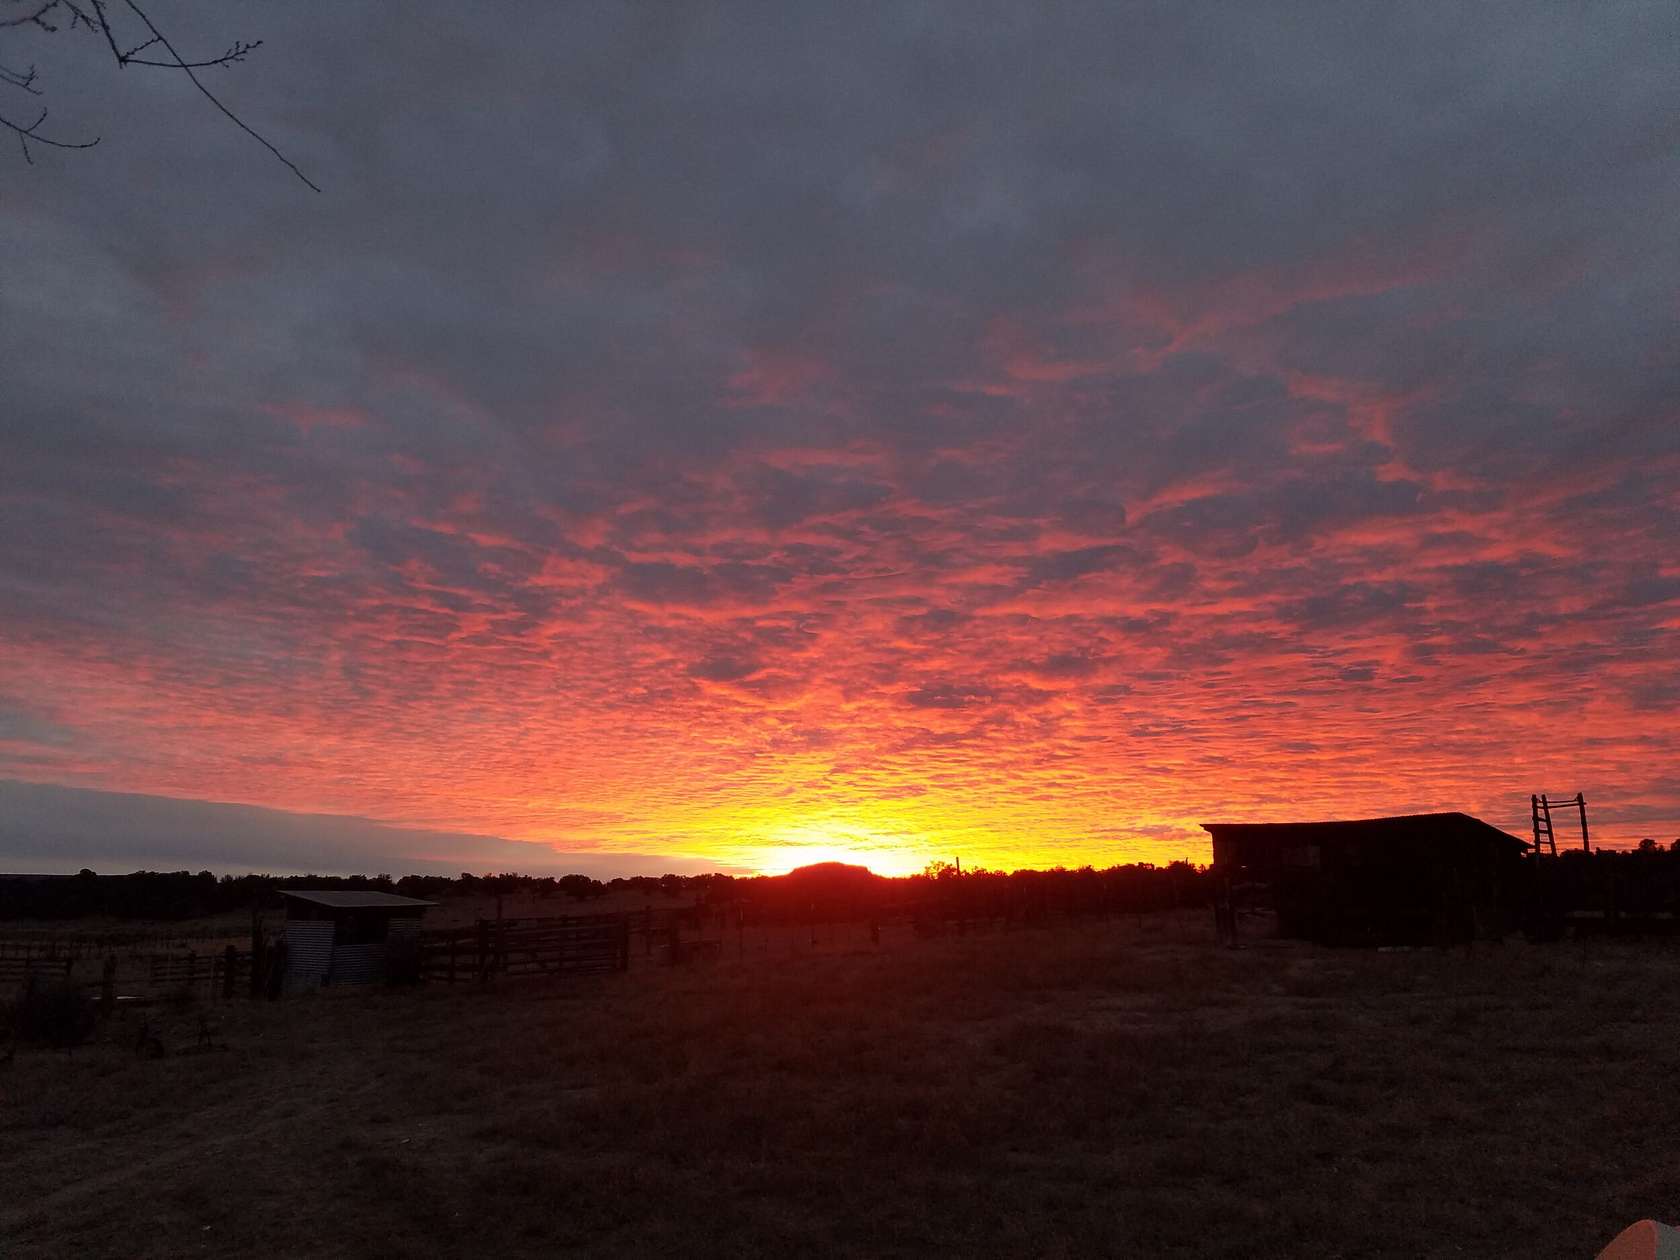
[0,780,711,876]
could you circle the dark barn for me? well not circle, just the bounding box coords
[1204,812,1531,945]
[280,890,434,991]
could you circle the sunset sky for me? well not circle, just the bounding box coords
[3,3,1678,877]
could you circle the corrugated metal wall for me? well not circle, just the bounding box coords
[328,944,386,986]
[284,920,334,992]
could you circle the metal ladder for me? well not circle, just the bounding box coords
[1531,792,1589,856]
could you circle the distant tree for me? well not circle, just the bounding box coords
[687,873,737,906]
[1,0,316,187]
[557,874,603,902]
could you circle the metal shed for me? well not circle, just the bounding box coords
[1203,812,1531,945]
[279,890,434,991]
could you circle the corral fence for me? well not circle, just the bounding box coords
[0,940,254,1003]
[421,913,631,983]
[0,953,76,989]
[0,925,247,960]
[146,949,252,998]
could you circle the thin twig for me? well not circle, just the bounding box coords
[87,0,125,60]
[125,41,262,71]
[115,32,156,58]
[115,0,316,190]
[0,103,100,161]
[0,2,60,31]
[0,61,42,92]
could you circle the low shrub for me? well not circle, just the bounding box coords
[12,979,97,1050]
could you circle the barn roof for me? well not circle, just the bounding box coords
[280,890,435,910]
[1202,812,1528,852]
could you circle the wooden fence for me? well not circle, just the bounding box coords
[0,935,108,962]
[0,954,76,989]
[421,914,631,983]
[0,926,246,961]
[146,949,251,998]
[0,948,251,1001]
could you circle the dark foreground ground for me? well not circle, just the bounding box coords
[4,917,1678,1258]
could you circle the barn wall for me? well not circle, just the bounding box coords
[328,944,387,986]
[1211,825,1530,945]
[283,920,334,992]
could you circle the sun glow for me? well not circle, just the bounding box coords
[756,823,931,878]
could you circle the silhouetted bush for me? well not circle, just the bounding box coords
[12,980,97,1050]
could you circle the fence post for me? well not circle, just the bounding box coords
[222,945,238,1000]
[476,920,489,984]
[249,927,266,1000]
[267,939,287,999]
[100,954,117,1018]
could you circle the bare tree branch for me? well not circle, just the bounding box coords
[0,0,98,34]
[111,1,316,191]
[0,3,60,31]
[0,0,314,188]
[125,37,261,70]
[114,30,154,58]
[0,101,99,163]
[1,58,42,92]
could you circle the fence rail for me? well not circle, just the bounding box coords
[0,955,76,986]
[0,925,248,960]
[420,914,631,983]
[0,947,252,1000]
[147,950,251,995]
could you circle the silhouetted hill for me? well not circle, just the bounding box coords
[780,861,881,886]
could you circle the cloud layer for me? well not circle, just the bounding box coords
[3,3,1677,872]
[0,780,710,878]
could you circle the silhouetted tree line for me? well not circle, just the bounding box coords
[0,866,722,920]
[10,843,1680,928]
[703,859,1218,928]
[901,860,1215,927]
[1534,841,1680,922]
[0,861,1216,923]
[0,869,397,920]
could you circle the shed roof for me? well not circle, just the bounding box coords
[1202,812,1527,851]
[280,890,435,910]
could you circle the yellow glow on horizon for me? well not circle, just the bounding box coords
[753,822,931,878]
[514,790,1219,880]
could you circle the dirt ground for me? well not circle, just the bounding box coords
[4,915,1679,1258]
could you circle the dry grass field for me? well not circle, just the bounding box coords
[5,915,1680,1258]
